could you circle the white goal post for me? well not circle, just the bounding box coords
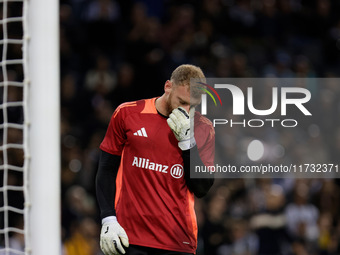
[27,0,60,254]
[0,0,60,254]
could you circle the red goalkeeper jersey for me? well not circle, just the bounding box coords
[100,97,215,253]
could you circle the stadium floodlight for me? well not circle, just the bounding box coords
[0,0,60,254]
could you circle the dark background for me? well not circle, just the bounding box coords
[2,0,340,254]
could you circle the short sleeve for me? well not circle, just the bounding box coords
[100,106,127,156]
[196,124,215,167]
[194,112,215,167]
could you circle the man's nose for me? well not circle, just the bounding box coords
[182,105,190,114]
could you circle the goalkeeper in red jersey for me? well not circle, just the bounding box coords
[96,64,215,255]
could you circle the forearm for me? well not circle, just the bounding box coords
[96,150,121,219]
[183,146,214,198]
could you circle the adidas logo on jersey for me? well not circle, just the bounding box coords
[133,127,148,137]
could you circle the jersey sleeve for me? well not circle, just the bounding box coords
[100,105,127,155]
[195,115,215,167]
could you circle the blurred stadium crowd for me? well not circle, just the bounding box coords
[2,0,340,254]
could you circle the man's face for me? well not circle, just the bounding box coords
[165,81,201,115]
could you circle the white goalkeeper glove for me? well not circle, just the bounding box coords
[167,107,196,150]
[100,216,129,255]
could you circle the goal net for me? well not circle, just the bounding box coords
[0,0,60,254]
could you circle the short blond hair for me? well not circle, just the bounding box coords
[170,64,206,98]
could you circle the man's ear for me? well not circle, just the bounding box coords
[164,80,172,94]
